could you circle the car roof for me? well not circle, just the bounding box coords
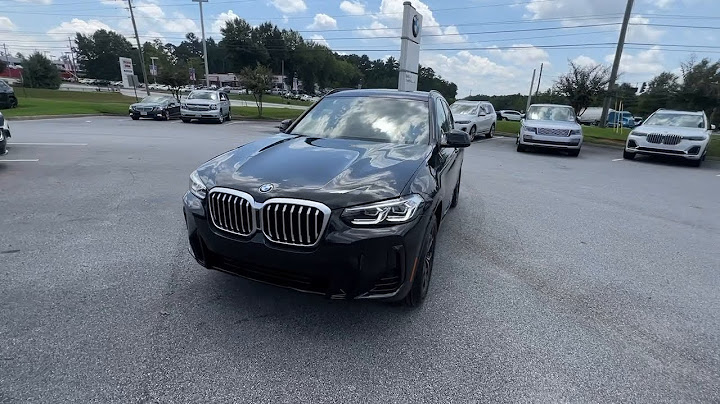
[654,109,704,115]
[326,88,432,101]
[530,104,573,108]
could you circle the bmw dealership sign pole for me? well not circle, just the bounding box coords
[398,1,422,92]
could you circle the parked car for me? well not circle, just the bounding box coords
[181,90,231,123]
[0,111,11,155]
[129,95,181,121]
[623,109,714,167]
[0,80,18,109]
[517,104,583,156]
[578,107,635,127]
[183,89,471,306]
[633,116,644,126]
[450,101,496,139]
[497,110,523,121]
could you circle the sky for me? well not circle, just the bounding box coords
[1,0,719,95]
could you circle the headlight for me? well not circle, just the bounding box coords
[189,170,207,199]
[630,131,646,137]
[523,126,537,134]
[569,129,581,136]
[686,135,707,141]
[209,104,218,110]
[342,195,424,226]
[455,120,470,125]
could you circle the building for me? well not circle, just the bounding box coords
[0,55,23,79]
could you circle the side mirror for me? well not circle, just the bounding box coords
[440,129,472,148]
[711,124,717,131]
[277,119,293,133]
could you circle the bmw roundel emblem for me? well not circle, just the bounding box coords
[259,183,274,193]
[412,15,420,38]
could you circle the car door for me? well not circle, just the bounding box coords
[435,98,462,214]
[219,92,229,115]
[167,97,181,118]
[479,104,492,133]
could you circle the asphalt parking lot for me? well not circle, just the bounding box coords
[1,117,718,402]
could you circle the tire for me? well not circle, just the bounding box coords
[517,143,526,152]
[131,115,139,121]
[226,108,232,121]
[568,148,580,157]
[469,125,477,139]
[450,171,461,208]
[404,215,438,307]
[503,117,508,121]
[9,97,18,108]
[689,157,703,167]
[217,113,224,124]
[163,110,170,121]
[181,118,191,123]
[485,123,495,139]
[623,150,636,160]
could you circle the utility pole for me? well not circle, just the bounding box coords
[281,59,285,91]
[193,0,210,87]
[599,0,634,128]
[535,62,543,96]
[2,43,9,66]
[127,0,150,96]
[526,68,536,113]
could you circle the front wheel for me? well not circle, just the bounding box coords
[404,215,438,307]
[9,97,18,108]
[485,123,495,138]
[517,143,526,152]
[623,150,636,160]
[568,148,580,157]
[217,113,224,124]
[131,115,139,121]
[469,125,477,139]
[181,118,191,123]
[226,108,232,121]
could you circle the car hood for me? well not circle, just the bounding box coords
[131,102,164,108]
[524,120,581,130]
[196,134,431,209]
[633,125,708,136]
[453,114,476,122]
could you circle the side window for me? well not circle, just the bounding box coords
[441,100,453,130]
[220,93,228,101]
[435,100,448,137]
[485,104,495,114]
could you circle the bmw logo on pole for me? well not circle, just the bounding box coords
[412,15,420,38]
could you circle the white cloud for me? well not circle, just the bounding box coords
[310,34,330,47]
[130,3,198,34]
[526,0,626,21]
[270,0,307,14]
[646,0,674,8]
[0,16,17,31]
[374,0,467,44]
[626,15,664,42]
[308,13,337,30]
[359,20,399,38]
[421,50,527,96]
[605,46,665,75]
[572,55,598,67]
[340,0,366,15]
[490,44,550,66]
[212,9,239,34]
[47,18,113,39]
[11,0,51,4]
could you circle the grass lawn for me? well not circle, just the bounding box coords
[496,120,720,158]
[2,87,135,118]
[229,94,312,107]
[232,106,303,120]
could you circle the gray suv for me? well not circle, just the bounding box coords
[181,90,231,123]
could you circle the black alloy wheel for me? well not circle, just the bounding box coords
[623,150,636,160]
[404,215,438,307]
[486,124,495,138]
[469,125,477,139]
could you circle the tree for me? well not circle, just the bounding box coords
[240,64,272,117]
[677,57,720,122]
[157,62,189,100]
[637,72,680,116]
[21,52,61,89]
[75,30,136,80]
[554,61,611,115]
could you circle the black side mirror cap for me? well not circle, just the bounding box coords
[277,119,294,133]
[440,129,472,148]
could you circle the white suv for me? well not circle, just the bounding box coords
[624,109,714,167]
[449,101,496,139]
[517,104,583,156]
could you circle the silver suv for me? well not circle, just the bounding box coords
[517,104,583,156]
[624,109,714,167]
[181,90,231,123]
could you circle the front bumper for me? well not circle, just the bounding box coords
[182,191,431,300]
[519,132,583,149]
[625,135,708,160]
[454,123,471,132]
[181,108,221,120]
[129,109,163,119]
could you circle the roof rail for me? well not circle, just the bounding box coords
[326,88,354,95]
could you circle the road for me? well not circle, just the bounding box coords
[58,83,309,110]
[1,117,718,402]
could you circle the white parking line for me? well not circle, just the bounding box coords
[10,142,88,146]
[611,158,624,161]
[0,159,39,162]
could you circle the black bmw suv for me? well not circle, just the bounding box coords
[183,89,470,306]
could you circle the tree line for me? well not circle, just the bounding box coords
[67,18,457,102]
[468,57,720,124]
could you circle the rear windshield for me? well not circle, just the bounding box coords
[291,96,430,145]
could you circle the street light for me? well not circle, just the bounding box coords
[192,0,210,88]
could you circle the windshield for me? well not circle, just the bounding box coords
[450,103,477,115]
[140,96,167,103]
[188,91,218,100]
[643,112,705,128]
[291,96,429,144]
[526,105,575,122]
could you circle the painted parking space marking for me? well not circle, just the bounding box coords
[612,158,624,161]
[10,142,88,146]
[0,159,39,162]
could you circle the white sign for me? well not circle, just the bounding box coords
[398,2,422,92]
[119,57,134,88]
